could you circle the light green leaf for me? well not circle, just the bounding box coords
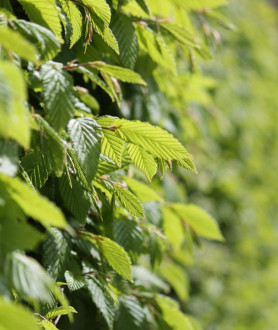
[101,129,125,167]
[0,61,30,148]
[162,206,184,251]
[61,0,82,47]
[171,204,224,241]
[0,217,44,253]
[40,321,58,330]
[91,61,146,85]
[68,117,101,181]
[83,0,111,26]
[17,0,63,42]
[126,143,157,180]
[156,296,194,330]
[98,236,132,281]
[123,176,161,202]
[46,306,77,320]
[160,262,189,302]
[0,26,39,64]
[0,174,67,228]
[41,62,76,131]
[0,298,40,330]
[134,0,151,15]
[14,20,61,62]
[114,185,145,218]
[135,25,176,73]
[98,117,193,164]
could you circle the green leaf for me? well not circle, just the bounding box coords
[59,174,90,224]
[114,185,145,218]
[43,228,70,280]
[61,0,82,47]
[171,204,224,241]
[159,22,198,48]
[40,321,58,330]
[14,20,61,62]
[0,140,18,177]
[64,270,86,292]
[20,151,50,189]
[135,25,176,73]
[156,296,194,330]
[40,62,75,131]
[91,61,146,85]
[83,0,111,26]
[0,174,67,228]
[86,277,116,329]
[0,26,39,64]
[162,206,184,251]
[126,143,157,180]
[98,117,193,164]
[83,234,132,281]
[101,129,125,167]
[89,10,119,54]
[132,266,169,291]
[123,176,161,202]
[0,217,44,253]
[4,252,55,302]
[17,0,63,42]
[99,235,132,281]
[37,117,65,177]
[134,0,151,15]
[160,262,189,302]
[0,298,40,330]
[46,306,77,320]
[68,117,101,181]
[110,13,138,69]
[114,296,146,330]
[0,61,30,148]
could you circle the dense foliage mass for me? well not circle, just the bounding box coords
[0,0,277,329]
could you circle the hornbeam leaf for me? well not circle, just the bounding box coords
[123,176,162,202]
[17,0,63,42]
[0,140,18,177]
[171,204,224,241]
[156,296,194,330]
[0,61,30,148]
[60,0,82,47]
[0,26,39,64]
[110,13,138,69]
[101,130,125,167]
[0,174,67,228]
[82,0,111,27]
[96,235,132,281]
[46,306,77,320]
[126,143,157,180]
[36,117,65,177]
[91,61,146,85]
[68,117,101,181]
[14,20,61,62]
[0,298,40,330]
[41,62,76,131]
[98,117,193,165]
[171,0,227,10]
[65,270,86,292]
[40,321,58,330]
[114,185,145,218]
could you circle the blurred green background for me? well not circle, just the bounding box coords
[179,1,278,328]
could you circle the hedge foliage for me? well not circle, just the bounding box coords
[1,0,277,329]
